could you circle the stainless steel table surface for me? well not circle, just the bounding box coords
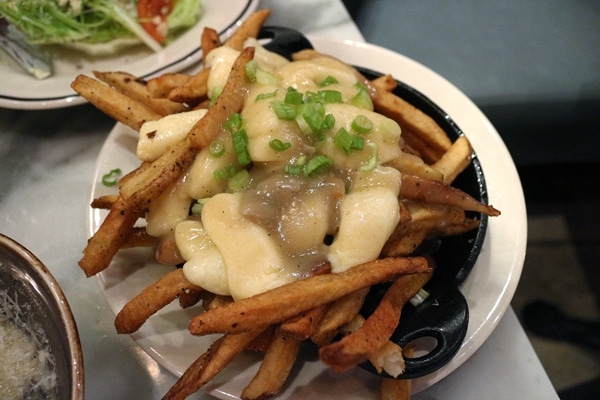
[0,1,558,398]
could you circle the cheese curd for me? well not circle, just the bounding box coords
[138,39,403,300]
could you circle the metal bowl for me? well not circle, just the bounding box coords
[0,234,83,399]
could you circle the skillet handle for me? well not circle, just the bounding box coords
[259,26,314,60]
[361,285,469,379]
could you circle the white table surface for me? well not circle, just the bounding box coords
[0,0,558,398]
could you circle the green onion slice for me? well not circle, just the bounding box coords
[359,142,378,171]
[318,75,339,87]
[101,168,122,187]
[245,60,258,82]
[269,139,292,151]
[256,90,278,101]
[213,164,237,180]
[304,155,334,177]
[224,113,243,133]
[351,115,374,134]
[318,89,343,104]
[284,87,304,105]
[271,101,297,120]
[228,169,251,192]
[232,129,251,166]
[209,139,225,157]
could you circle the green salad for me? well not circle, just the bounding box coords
[0,0,203,54]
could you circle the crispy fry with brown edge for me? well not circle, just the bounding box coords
[241,326,303,400]
[433,135,473,184]
[71,74,162,131]
[310,288,369,346]
[399,174,500,216]
[162,329,264,400]
[224,8,271,50]
[147,73,191,98]
[378,344,415,400]
[279,263,332,340]
[319,270,433,372]
[189,257,431,336]
[115,268,201,334]
[78,195,142,277]
[201,26,221,64]
[93,70,188,116]
[371,75,452,163]
[167,67,211,104]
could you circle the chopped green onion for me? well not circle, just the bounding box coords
[284,87,304,105]
[271,101,297,120]
[284,164,304,176]
[191,198,210,215]
[333,128,353,154]
[351,83,373,111]
[269,139,292,151]
[224,113,243,133]
[359,142,378,171]
[232,129,251,166]
[318,75,339,87]
[409,288,430,307]
[101,168,122,187]
[245,60,258,81]
[323,113,336,131]
[209,139,225,157]
[304,155,334,177]
[213,164,237,180]
[302,103,325,134]
[351,115,374,134]
[228,169,251,192]
[209,86,223,107]
[256,90,278,101]
[256,69,280,86]
[334,128,364,154]
[318,89,343,104]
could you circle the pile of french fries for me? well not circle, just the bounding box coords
[73,9,500,400]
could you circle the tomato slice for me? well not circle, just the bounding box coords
[137,0,176,43]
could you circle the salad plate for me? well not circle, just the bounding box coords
[0,0,259,110]
[87,36,527,398]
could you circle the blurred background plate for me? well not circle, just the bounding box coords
[0,0,259,110]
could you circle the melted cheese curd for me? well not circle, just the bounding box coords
[138,39,403,300]
[0,289,58,399]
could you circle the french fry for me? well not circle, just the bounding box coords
[93,70,188,116]
[399,174,500,216]
[386,150,444,182]
[120,227,159,249]
[90,194,118,210]
[115,268,201,334]
[167,67,211,104]
[201,27,221,64]
[162,329,263,400]
[279,304,329,341]
[433,135,473,184]
[241,326,303,400]
[71,74,162,131]
[78,195,142,277]
[147,73,191,99]
[378,344,415,400]
[189,257,431,336]
[224,8,271,50]
[310,288,369,347]
[371,75,452,163]
[319,271,432,372]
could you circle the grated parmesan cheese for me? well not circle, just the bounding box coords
[0,288,58,399]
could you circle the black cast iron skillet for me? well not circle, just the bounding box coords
[260,26,490,379]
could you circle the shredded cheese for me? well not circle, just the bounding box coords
[0,287,58,399]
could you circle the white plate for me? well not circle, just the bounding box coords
[88,36,527,398]
[0,0,259,110]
